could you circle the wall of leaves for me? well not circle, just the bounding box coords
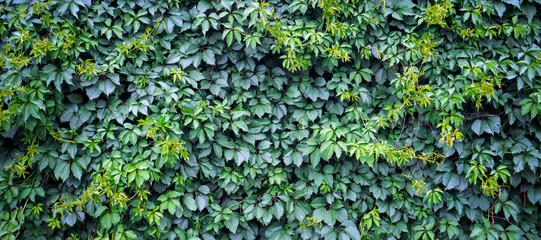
[1,0,541,239]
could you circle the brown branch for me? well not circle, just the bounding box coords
[483,214,514,226]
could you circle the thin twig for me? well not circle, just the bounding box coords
[483,214,514,226]
[416,158,424,177]
[465,112,505,119]
[411,106,421,147]
[395,115,407,147]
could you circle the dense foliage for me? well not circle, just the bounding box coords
[1,0,541,239]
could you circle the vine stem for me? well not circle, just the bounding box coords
[488,196,500,228]
[410,105,421,147]
[483,214,514,226]
[416,158,424,178]
[14,177,36,239]
[464,111,504,119]
[395,114,407,147]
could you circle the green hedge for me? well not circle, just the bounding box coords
[1,0,541,239]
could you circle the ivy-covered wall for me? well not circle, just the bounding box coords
[1,0,541,239]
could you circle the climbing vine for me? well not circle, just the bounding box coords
[1,0,541,239]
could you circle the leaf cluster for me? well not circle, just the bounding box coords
[1,0,541,239]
